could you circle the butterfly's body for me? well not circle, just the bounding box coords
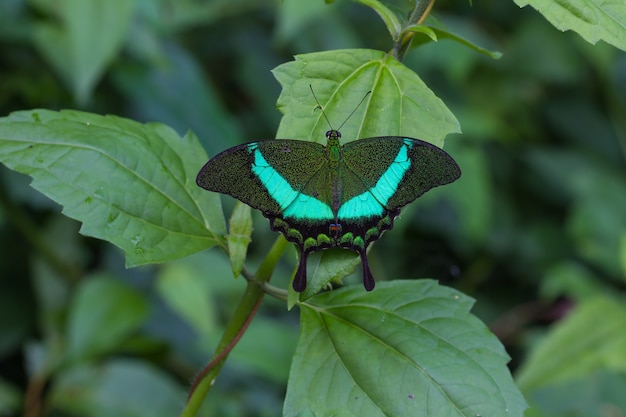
[197,128,460,292]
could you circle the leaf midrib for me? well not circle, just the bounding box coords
[307,300,507,416]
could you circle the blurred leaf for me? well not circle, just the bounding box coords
[568,185,626,276]
[156,261,218,347]
[112,42,243,158]
[31,216,80,334]
[525,149,626,276]
[0,377,21,414]
[544,99,621,165]
[277,1,361,52]
[525,370,626,417]
[621,234,626,279]
[514,0,626,51]
[285,281,527,417]
[66,275,149,360]
[504,18,584,85]
[0,280,32,357]
[276,0,331,43]
[230,315,298,383]
[227,201,252,277]
[516,296,626,391]
[30,0,133,103]
[155,251,294,383]
[0,109,226,266]
[540,261,604,301]
[24,342,50,380]
[0,0,28,40]
[50,359,184,417]
[272,49,460,147]
[443,141,492,247]
[150,0,272,31]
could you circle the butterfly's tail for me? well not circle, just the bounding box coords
[360,250,375,291]
[293,250,309,292]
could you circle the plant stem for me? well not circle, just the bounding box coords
[179,236,289,417]
[409,0,435,26]
[392,0,436,60]
[182,282,264,416]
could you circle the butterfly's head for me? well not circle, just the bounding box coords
[326,130,341,139]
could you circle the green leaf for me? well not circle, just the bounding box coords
[407,24,503,59]
[515,296,626,391]
[30,0,133,103]
[406,23,438,42]
[227,201,252,277]
[296,249,361,301]
[514,0,626,51]
[354,0,402,40]
[285,280,527,417]
[272,49,460,148]
[66,275,149,360]
[0,109,226,266]
[50,359,184,417]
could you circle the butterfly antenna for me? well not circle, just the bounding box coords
[310,85,334,129]
[337,90,372,131]
[309,85,372,132]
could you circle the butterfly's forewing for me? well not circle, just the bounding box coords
[339,138,404,204]
[196,140,328,217]
[389,138,461,208]
[341,137,461,211]
[255,141,333,220]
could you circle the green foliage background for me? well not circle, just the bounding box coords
[0,0,625,416]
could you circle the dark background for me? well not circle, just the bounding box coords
[1,0,625,416]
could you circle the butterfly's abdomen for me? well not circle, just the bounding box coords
[329,223,342,238]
